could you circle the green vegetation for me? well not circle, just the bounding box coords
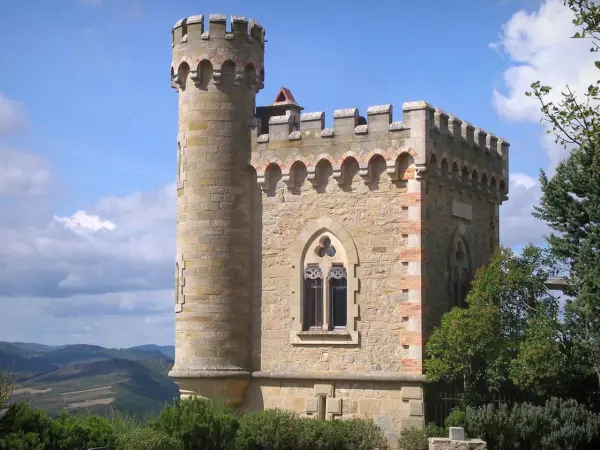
[448,398,600,450]
[0,398,389,450]
[397,423,445,450]
[424,246,572,404]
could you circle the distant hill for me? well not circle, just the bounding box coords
[0,342,178,418]
[130,344,175,359]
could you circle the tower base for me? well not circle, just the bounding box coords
[168,368,251,406]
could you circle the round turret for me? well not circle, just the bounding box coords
[168,14,265,404]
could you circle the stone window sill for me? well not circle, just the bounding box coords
[290,329,359,346]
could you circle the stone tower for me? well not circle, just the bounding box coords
[168,14,265,404]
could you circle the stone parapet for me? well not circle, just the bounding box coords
[251,101,508,204]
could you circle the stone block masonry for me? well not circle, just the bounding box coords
[168,12,510,447]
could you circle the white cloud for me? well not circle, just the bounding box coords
[54,210,116,235]
[0,93,27,135]
[491,0,597,171]
[500,172,550,248]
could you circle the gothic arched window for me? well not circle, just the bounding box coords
[302,234,348,331]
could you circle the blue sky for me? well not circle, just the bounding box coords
[0,0,592,347]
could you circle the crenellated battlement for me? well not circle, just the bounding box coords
[250,99,509,200]
[253,102,508,158]
[172,14,265,47]
[171,14,265,94]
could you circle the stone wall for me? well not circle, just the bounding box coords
[421,116,503,333]
[250,162,424,375]
[244,378,424,443]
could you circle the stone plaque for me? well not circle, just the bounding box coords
[452,200,472,221]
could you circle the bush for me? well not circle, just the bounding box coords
[115,427,183,450]
[0,402,116,449]
[50,413,116,449]
[463,397,600,450]
[236,409,301,450]
[397,423,445,450]
[151,397,238,450]
[236,409,389,450]
[444,408,466,429]
[0,399,390,450]
[0,403,53,449]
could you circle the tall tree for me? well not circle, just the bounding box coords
[529,0,600,388]
[424,246,568,405]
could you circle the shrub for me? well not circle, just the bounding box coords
[151,397,238,450]
[444,408,466,429]
[236,409,301,450]
[397,423,445,450]
[334,418,390,450]
[50,412,116,449]
[115,427,183,450]
[0,402,116,449]
[464,398,600,450]
[0,403,53,449]
[236,409,389,450]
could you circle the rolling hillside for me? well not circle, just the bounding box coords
[0,342,178,418]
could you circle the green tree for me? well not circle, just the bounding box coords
[424,246,568,404]
[528,0,600,388]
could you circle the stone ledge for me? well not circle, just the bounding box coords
[252,371,425,382]
[168,368,252,379]
[290,329,359,346]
